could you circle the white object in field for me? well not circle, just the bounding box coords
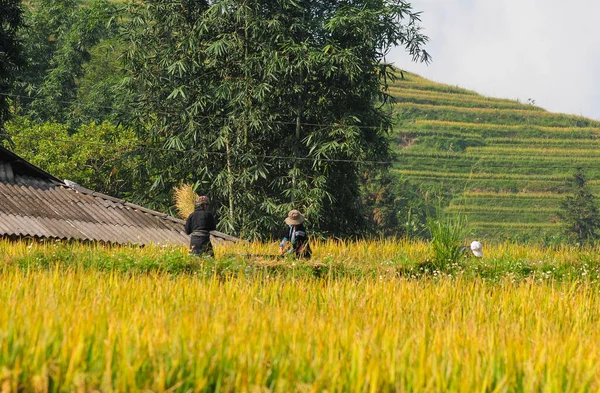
[470,241,483,257]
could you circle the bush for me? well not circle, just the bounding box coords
[427,214,467,270]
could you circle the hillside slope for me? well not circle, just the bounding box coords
[390,72,600,241]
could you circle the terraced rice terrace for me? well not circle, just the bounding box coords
[390,72,600,241]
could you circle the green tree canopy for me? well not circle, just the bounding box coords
[0,0,25,133]
[15,0,121,126]
[122,0,430,238]
[558,169,600,245]
[5,117,139,197]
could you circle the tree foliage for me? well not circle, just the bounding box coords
[360,169,443,238]
[14,0,122,126]
[558,169,600,245]
[122,0,430,238]
[0,0,25,133]
[4,117,139,198]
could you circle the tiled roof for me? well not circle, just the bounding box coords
[0,146,236,245]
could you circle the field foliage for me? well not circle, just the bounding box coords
[3,240,600,392]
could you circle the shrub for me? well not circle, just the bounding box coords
[558,169,600,245]
[427,214,467,270]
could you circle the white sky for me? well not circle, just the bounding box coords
[389,0,600,120]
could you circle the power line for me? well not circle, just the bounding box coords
[3,93,600,170]
[4,131,600,171]
[0,92,388,131]
[0,133,395,165]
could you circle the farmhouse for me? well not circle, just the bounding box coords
[0,146,233,245]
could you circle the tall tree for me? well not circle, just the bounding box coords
[15,0,119,125]
[558,169,600,245]
[0,0,25,134]
[122,0,430,238]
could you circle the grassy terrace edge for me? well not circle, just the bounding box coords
[388,71,600,240]
[3,240,600,282]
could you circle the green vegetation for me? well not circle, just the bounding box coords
[5,118,139,197]
[0,0,25,133]
[427,214,467,269]
[4,240,600,391]
[15,0,120,126]
[558,170,600,244]
[7,0,600,243]
[119,0,430,238]
[5,237,600,285]
[4,0,434,240]
[389,71,600,242]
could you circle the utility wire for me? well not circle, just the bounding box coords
[0,92,386,131]
[3,94,600,169]
[3,131,600,170]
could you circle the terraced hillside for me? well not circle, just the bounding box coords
[390,72,600,241]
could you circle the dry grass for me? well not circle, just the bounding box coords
[413,119,600,133]
[0,262,598,392]
[3,239,600,391]
[173,183,196,219]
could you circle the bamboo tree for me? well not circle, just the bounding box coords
[15,0,119,125]
[0,0,25,135]
[122,0,430,238]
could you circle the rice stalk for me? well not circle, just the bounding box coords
[173,183,196,219]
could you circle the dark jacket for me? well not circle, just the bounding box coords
[280,223,311,258]
[280,223,307,245]
[184,207,216,237]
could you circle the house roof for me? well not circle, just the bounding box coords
[0,146,236,245]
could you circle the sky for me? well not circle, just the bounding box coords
[388,0,600,120]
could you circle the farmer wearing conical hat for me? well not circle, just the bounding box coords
[279,209,312,259]
[184,195,217,256]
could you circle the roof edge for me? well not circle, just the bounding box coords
[65,182,183,223]
[0,145,63,184]
[63,182,239,241]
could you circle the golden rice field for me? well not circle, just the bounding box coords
[412,120,600,134]
[391,169,567,182]
[2,240,600,392]
[485,137,600,146]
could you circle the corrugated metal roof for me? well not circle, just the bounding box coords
[0,146,238,246]
[0,181,190,245]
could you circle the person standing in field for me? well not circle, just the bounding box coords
[184,195,217,256]
[279,209,312,259]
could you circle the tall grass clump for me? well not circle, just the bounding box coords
[427,214,467,270]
